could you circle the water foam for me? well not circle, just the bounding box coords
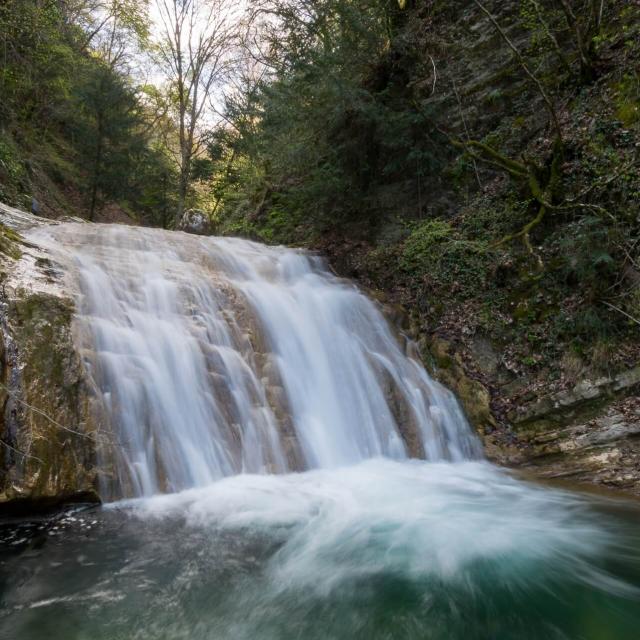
[128,459,637,599]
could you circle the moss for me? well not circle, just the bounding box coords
[428,338,496,435]
[429,338,454,370]
[613,73,640,126]
[4,292,97,500]
[0,223,22,260]
[13,293,75,391]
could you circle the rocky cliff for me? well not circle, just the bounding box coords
[0,204,99,513]
[419,332,640,496]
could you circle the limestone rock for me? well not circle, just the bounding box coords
[519,396,640,495]
[0,206,99,512]
[178,209,211,235]
[427,336,496,436]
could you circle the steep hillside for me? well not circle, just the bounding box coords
[0,0,177,226]
[216,0,640,492]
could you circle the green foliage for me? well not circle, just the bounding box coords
[401,220,453,268]
[614,73,640,126]
[258,208,303,244]
[0,136,27,204]
[0,0,177,225]
[214,0,445,232]
[459,196,533,242]
[551,217,620,296]
[400,219,492,294]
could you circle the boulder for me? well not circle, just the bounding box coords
[178,209,211,235]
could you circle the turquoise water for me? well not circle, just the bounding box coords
[2,460,640,640]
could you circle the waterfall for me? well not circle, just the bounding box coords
[30,223,481,498]
[7,222,640,640]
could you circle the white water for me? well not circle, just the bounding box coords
[130,458,636,599]
[29,224,481,498]
[4,458,640,640]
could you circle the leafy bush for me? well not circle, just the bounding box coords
[400,219,492,294]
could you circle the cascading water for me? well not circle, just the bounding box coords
[29,223,481,498]
[3,220,640,640]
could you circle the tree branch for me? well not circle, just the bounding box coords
[472,0,562,141]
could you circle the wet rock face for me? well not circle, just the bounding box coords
[513,372,640,495]
[3,294,98,500]
[426,337,497,437]
[0,205,99,512]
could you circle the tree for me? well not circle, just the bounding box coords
[74,64,135,219]
[155,0,237,225]
[60,0,149,65]
[210,0,441,228]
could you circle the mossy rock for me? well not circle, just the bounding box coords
[427,337,496,435]
[2,291,98,504]
[0,223,22,260]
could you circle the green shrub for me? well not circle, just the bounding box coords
[0,136,27,203]
[400,219,492,295]
[401,219,453,268]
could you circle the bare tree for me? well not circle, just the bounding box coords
[558,0,606,82]
[60,0,149,67]
[155,0,237,224]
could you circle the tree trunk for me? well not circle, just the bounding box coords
[89,112,104,222]
[175,95,190,227]
[175,164,189,227]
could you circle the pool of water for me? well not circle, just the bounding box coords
[2,460,640,640]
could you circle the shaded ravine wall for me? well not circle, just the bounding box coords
[379,296,640,497]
